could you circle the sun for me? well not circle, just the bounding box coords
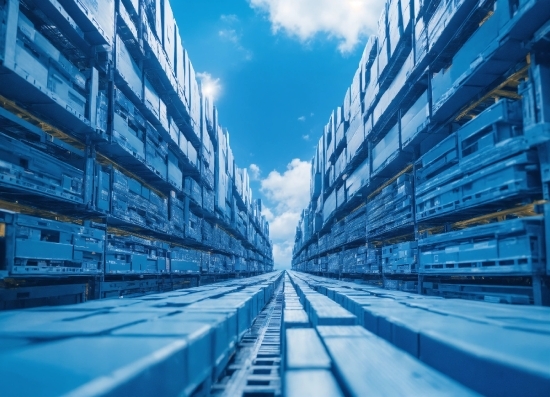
[197,72,222,101]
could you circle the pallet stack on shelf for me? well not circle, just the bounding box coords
[292,0,550,305]
[0,0,273,308]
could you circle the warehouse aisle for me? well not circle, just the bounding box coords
[0,272,283,397]
[1,270,548,396]
[285,271,550,397]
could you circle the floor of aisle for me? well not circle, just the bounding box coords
[0,270,549,397]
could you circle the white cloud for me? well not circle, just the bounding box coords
[221,14,239,23]
[249,0,384,53]
[197,72,222,101]
[219,29,240,43]
[262,206,275,222]
[261,159,311,213]
[302,134,310,141]
[249,163,261,180]
[272,240,295,270]
[298,116,306,121]
[260,159,311,269]
[219,14,253,61]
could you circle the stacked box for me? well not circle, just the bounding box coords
[367,247,382,274]
[202,187,215,213]
[372,123,400,175]
[328,253,340,274]
[331,219,347,249]
[145,122,168,179]
[367,173,413,238]
[170,247,201,274]
[0,210,104,276]
[0,0,274,283]
[401,90,429,147]
[113,88,147,159]
[184,177,202,206]
[0,132,84,204]
[382,241,417,274]
[115,35,142,100]
[12,11,89,117]
[345,206,367,243]
[419,217,545,275]
[342,248,359,274]
[106,234,168,274]
[187,211,201,241]
[416,100,539,222]
[111,169,168,232]
[169,193,185,238]
[167,150,183,191]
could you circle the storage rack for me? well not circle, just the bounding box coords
[292,0,550,305]
[0,0,273,308]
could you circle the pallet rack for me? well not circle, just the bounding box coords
[0,0,274,307]
[292,0,550,306]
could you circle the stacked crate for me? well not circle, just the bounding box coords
[0,0,273,293]
[292,0,549,302]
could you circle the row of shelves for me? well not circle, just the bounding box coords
[294,0,550,286]
[0,0,274,281]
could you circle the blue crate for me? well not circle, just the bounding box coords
[0,132,84,204]
[427,0,480,61]
[346,121,366,163]
[187,211,202,241]
[414,18,427,64]
[115,35,142,100]
[346,157,370,199]
[58,0,115,46]
[204,166,215,190]
[323,190,337,224]
[170,248,201,274]
[401,90,429,147]
[430,0,545,122]
[169,194,185,238]
[202,187,215,213]
[307,298,357,326]
[416,150,541,221]
[144,76,160,120]
[372,123,400,174]
[382,241,418,274]
[285,328,331,370]
[367,247,382,273]
[112,112,146,161]
[416,133,458,185]
[95,90,109,133]
[522,62,550,141]
[95,165,111,212]
[167,151,183,191]
[115,87,146,130]
[0,210,104,276]
[319,325,475,396]
[110,169,169,232]
[15,11,88,100]
[419,217,544,275]
[367,174,414,237]
[184,177,202,206]
[106,234,168,274]
[145,123,168,177]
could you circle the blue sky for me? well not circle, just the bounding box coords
[173,0,384,268]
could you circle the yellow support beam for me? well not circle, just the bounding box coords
[455,62,529,122]
[368,164,413,200]
[0,199,83,225]
[0,95,85,150]
[95,153,167,199]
